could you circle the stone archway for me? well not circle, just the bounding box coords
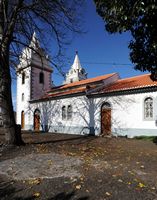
[34,109,40,131]
[101,102,111,136]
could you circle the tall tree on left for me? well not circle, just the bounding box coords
[0,0,84,145]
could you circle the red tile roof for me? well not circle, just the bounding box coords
[47,86,86,98]
[47,73,116,93]
[31,73,157,102]
[100,74,157,93]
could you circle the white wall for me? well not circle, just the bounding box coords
[16,67,31,127]
[27,90,157,137]
[94,91,157,137]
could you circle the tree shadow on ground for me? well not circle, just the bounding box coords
[0,176,88,200]
[0,179,23,200]
[0,180,15,199]
[0,180,89,200]
[22,132,96,146]
[153,136,157,144]
[47,191,89,200]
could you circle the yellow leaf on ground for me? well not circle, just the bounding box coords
[28,178,41,185]
[47,160,53,165]
[76,185,81,190]
[105,192,111,196]
[138,182,146,188]
[33,192,40,198]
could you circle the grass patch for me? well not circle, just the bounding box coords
[135,136,157,143]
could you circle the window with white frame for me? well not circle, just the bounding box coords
[62,105,73,120]
[67,105,72,120]
[144,97,153,120]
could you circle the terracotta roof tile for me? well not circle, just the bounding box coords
[32,73,157,102]
[62,73,116,88]
[47,73,116,93]
[46,85,99,98]
[100,74,157,93]
[48,86,86,97]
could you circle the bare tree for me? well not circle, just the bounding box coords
[0,0,84,145]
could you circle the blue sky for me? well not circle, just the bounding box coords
[12,0,147,110]
[52,0,146,84]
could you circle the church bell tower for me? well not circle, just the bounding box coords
[16,32,53,129]
[64,51,87,84]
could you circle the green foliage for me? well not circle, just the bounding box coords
[94,0,157,80]
[134,135,157,143]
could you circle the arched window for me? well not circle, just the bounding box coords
[39,72,44,84]
[62,106,66,120]
[144,97,153,120]
[22,72,25,84]
[67,105,72,120]
[102,102,111,109]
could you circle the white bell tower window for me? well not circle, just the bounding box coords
[22,72,25,84]
[22,93,24,101]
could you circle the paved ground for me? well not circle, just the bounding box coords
[0,132,157,200]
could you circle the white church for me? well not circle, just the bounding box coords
[16,33,157,138]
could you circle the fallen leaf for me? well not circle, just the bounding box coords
[76,185,81,190]
[105,192,111,196]
[28,178,41,185]
[33,192,40,198]
[47,160,53,165]
[138,182,146,188]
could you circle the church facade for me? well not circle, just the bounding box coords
[16,34,157,138]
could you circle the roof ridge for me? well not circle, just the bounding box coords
[118,73,151,82]
[62,72,117,86]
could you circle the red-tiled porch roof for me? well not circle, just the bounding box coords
[100,74,157,93]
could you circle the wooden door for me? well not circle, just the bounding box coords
[101,108,111,136]
[34,112,40,131]
[21,111,25,129]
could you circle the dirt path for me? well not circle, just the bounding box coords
[0,132,157,200]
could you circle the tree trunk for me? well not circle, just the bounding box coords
[0,47,24,146]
